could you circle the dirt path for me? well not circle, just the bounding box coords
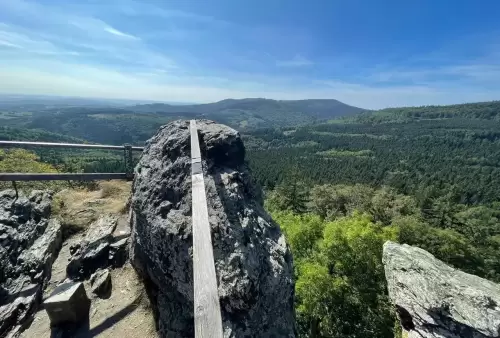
[22,261,157,338]
[20,181,158,338]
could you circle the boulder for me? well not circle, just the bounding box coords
[0,190,62,337]
[383,241,500,338]
[130,120,296,337]
[66,215,117,280]
[90,269,112,298]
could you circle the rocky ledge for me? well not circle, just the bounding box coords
[383,241,500,338]
[130,120,296,337]
[0,190,62,337]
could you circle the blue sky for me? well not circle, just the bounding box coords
[0,0,499,108]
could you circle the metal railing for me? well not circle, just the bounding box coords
[0,140,144,181]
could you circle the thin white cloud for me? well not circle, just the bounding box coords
[0,7,175,69]
[68,17,140,41]
[277,55,313,67]
[104,26,139,40]
[0,39,22,48]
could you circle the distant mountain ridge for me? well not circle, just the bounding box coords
[0,97,365,144]
[130,98,366,127]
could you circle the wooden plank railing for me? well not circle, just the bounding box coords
[0,140,144,181]
[190,120,223,337]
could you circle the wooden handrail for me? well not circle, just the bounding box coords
[190,120,223,337]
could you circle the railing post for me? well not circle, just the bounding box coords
[12,181,18,199]
[123,144,133,180]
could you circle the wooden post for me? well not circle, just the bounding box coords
[190,120,223,338]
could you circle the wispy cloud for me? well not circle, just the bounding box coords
[116,0,230,26]
[0,39,21,48]
[68,17,139,40]
[0,27,80,55]
[103,26,139,40]
[366,62,500,87]
[0,1,175,69]
[276,55,313,67]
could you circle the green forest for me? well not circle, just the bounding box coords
[243,101,500,337]
[1,100,500,337]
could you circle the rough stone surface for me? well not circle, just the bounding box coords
[90,269,112,298]
[0,190,62,338]
[109,238,129,268]
[130,120,296,337]
[66,215,117,280]
[383,241,500,338]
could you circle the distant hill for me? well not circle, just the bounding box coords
[352,101,500,123]
[3,97,499,146]
[0,98,365,144]
[129,98,366,129]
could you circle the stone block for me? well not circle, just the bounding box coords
[44,282,90,326]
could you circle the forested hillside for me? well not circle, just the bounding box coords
[354,100,500,123]
[0,98,364,144]
[243,101,500,337]
[246,102,500,203]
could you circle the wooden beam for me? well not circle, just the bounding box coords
[0,173,130,181]
[190,120,223,338]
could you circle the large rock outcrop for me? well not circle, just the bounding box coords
[383,241,500,338]
[0,190,62,337]
[130,120,296,337]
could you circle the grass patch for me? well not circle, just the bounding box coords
[100,180,129,198]
[52,180,131,238]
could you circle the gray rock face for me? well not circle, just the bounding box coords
[66,215,117,280]
[130,120,296,337]
[109,237,129,268]
[383,241,500,338]
[0,190,62,338]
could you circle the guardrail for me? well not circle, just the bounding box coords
[0,140,144,181]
